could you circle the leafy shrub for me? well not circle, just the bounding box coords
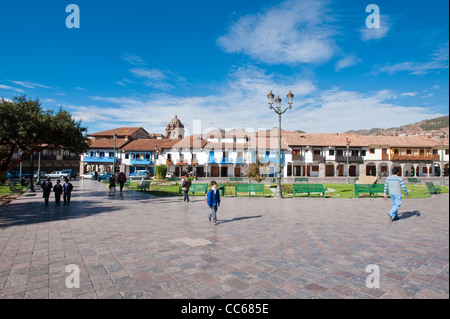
[155,164,167,180]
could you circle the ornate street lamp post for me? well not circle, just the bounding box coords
[113,133,117,174]
[440,134,446,186]
[346,137,350,184]
[267,90,293,198]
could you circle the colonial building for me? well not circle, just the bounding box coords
[80,116,449,179]
[281,132,449,178]
[80,127,166,175]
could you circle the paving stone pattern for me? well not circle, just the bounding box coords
[0,180,448,299]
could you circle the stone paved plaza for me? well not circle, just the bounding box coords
[0,179,448,299]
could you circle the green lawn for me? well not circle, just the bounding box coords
[0,184,25,196]
[126,181,449,199]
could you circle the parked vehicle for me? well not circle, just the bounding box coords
[128,170,150,179]
[6,171,15,179]
[45,171,69,179]
[61,169,77,179]
[33,171,47,179]
[81,172,95,179]
[165,172,174,178]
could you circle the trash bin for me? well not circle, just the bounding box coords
[218,185,225,196]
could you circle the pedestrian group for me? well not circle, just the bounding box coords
[41,177,73,206]
[39,168,409,224]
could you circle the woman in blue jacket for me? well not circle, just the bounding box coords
[207,181,221,225]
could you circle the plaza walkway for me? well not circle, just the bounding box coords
[0,179,448,299]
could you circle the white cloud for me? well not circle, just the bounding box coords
[66,105,112,123]
[217,0,337,65]
[10,80,53,89]
[121,53,146,65]
[82,65,316,133]
[119,53,185,90]
[77,64,441,135]
[129,68,173,89]
[359,14,391,41]
[375,43,449,75]
[334,54,361,71]
[401,92,418,97]
[289,89,443,133]
[0,84,24,93]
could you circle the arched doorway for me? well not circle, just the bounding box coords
[366,163,376,176]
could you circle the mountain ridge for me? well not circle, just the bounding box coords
[344,115,449,137]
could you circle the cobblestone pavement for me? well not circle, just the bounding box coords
[0,180,448,299]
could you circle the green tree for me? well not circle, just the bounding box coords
[155,164,168,180]
[0,95,90,173]
[246,160,267,183]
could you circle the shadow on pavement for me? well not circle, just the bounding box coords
[217,215,263,224]
[0,199,123,228]
[398,210,421,220]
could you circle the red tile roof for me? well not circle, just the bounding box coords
[88,127,147,138]
[88,138,130,149]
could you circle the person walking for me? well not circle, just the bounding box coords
[41,177,53,206]
[53,179,63,206]
[384,167,408,222]
[181,176,192,202]
[206,181,221,225]
[108,174,116,191]
[117,172,127,192]
[63,178,73,206]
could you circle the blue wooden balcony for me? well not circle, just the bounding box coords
[82,155,120,163]
[130,158,152,165]
[220,157,233,164]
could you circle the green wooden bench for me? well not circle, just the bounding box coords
[353,177,359,184]
[8,180,23,194]
[124,179,130,187]
[294,177,309,183]
[179,183,208,195]
[354,184,387,198]
[230,177,243,182]
[407,178,421,184]
[425,182,441,194]
[235,183,265,197]
[168,177,181,182]
[137,181,151,191]
[293,184,325,197]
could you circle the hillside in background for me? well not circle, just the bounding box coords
[345,115,449,137]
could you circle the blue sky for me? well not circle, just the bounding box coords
[0,0,448,135]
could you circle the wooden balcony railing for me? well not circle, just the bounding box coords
[391,154,440,161]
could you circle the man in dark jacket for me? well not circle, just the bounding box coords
[63,178,73,206]
[181,176,192,202]
[41,177,53,206]
[117,172,127,192]
[53,179,63,206]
